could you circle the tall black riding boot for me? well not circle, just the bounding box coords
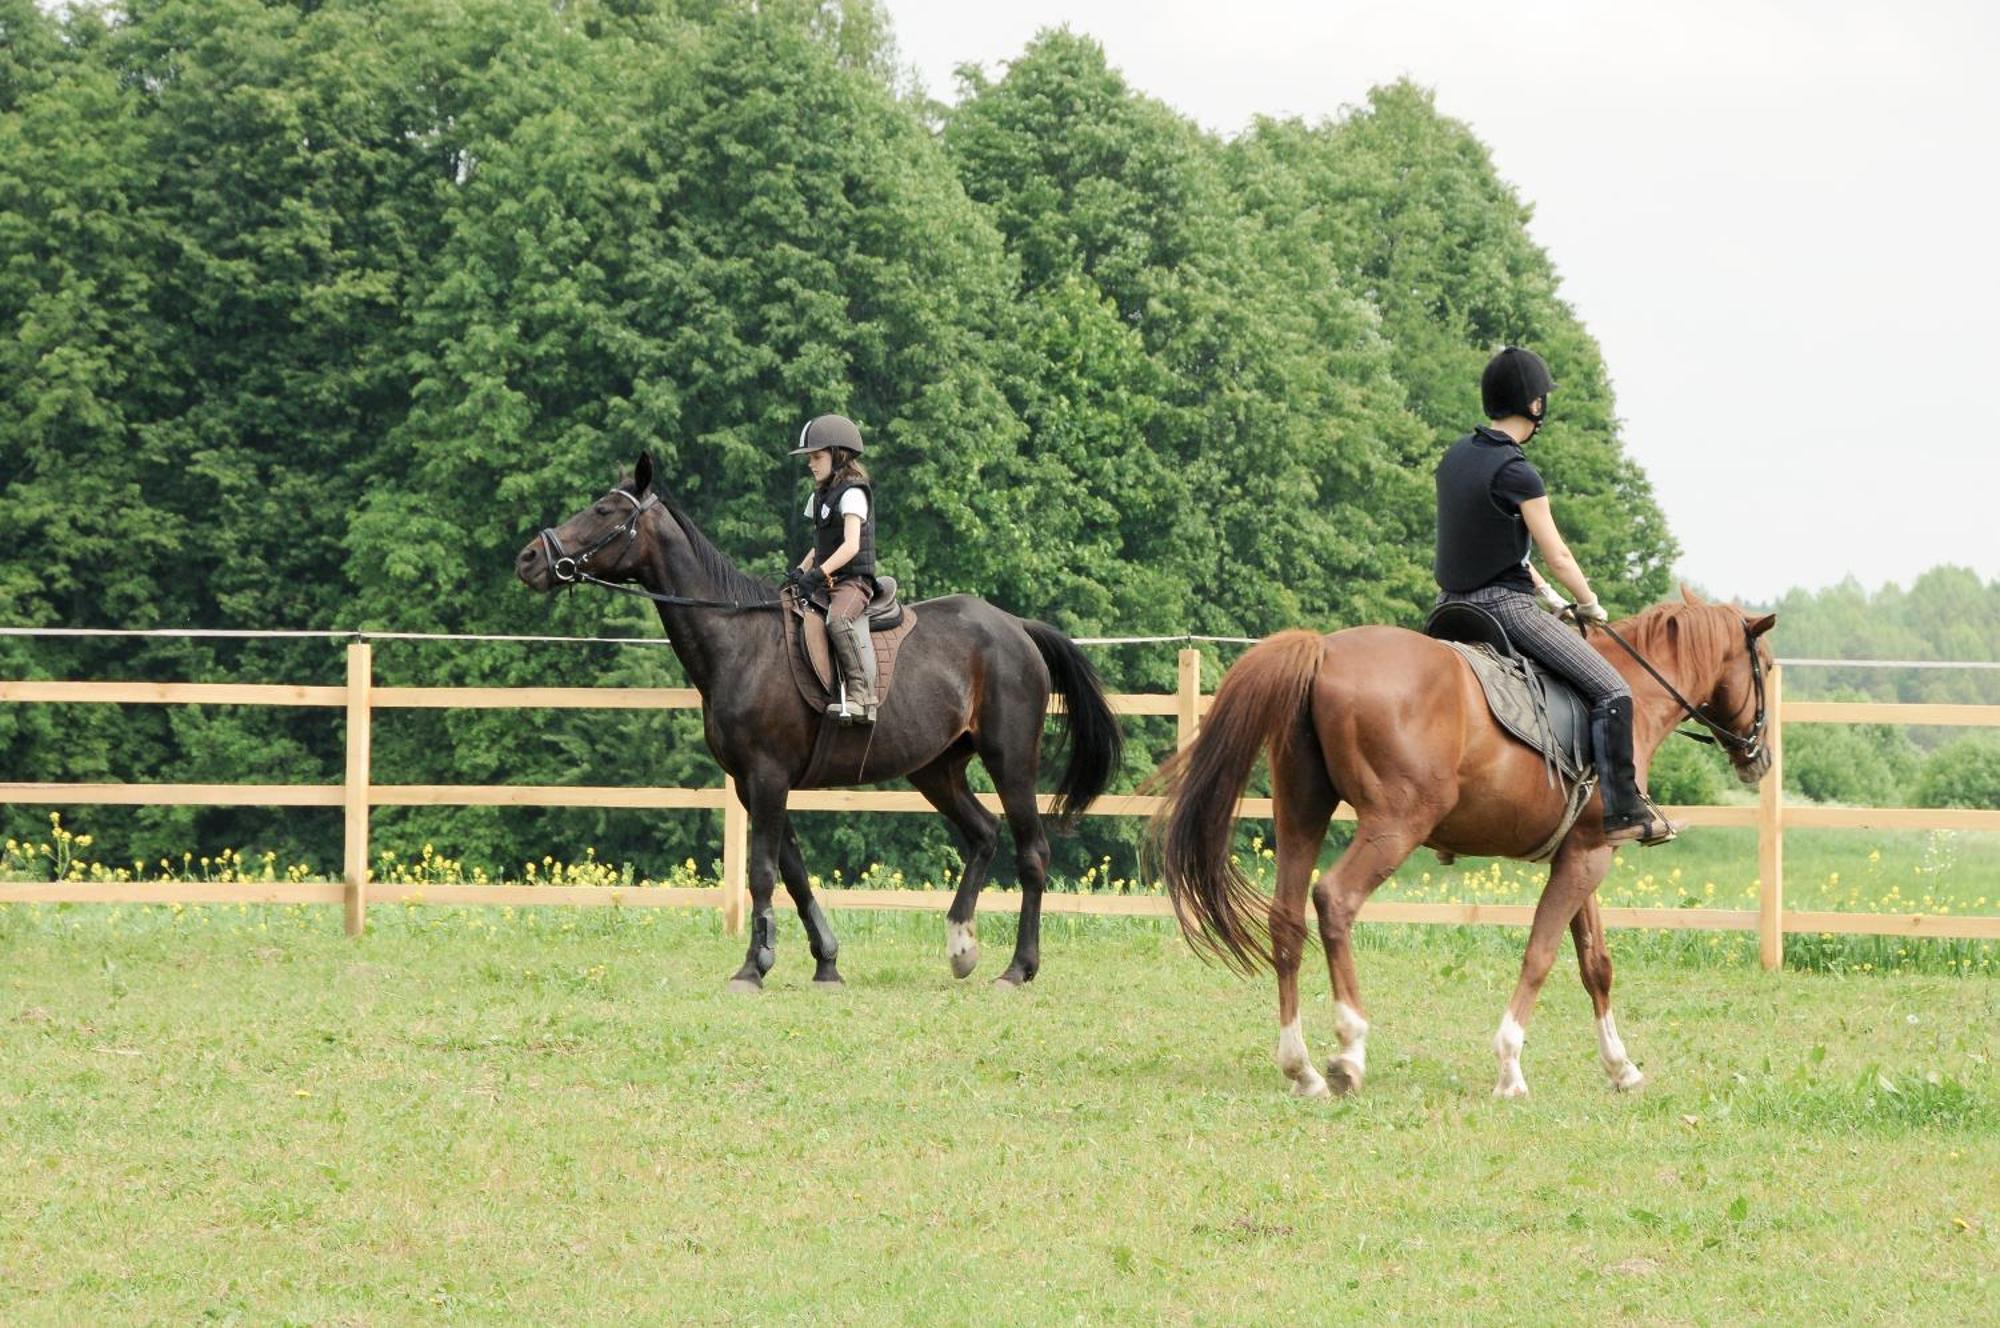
[1590,695,1684,846]
[826,615,878,725]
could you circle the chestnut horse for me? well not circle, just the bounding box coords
[1150,591,1775,1098]
[518,452,1122,990]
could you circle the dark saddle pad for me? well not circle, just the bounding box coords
[1424,603,1593,782]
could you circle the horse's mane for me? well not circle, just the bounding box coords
[627,476,777,605]
[1616,600,1734,680]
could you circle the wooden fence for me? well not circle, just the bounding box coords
[4,644,1998,969]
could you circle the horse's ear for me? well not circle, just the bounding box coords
[1748,612,1777,637]
[1680,583,1704,605]
[632,450,655,496]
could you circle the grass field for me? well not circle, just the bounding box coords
[3,903,1997,1325]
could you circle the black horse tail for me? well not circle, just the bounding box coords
[1022,619,1124,830]
[1145,629,1325,975]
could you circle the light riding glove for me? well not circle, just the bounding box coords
[1535,583,1569,615]
[1574,599,1609,624]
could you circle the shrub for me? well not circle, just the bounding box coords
[1914,735,2000,809]
[1783,723,1920,806]
[1646,736,1732,805]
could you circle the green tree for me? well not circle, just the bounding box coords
[1233,83,1677,614]
[2,0,490,865]
[946,32,1433,638]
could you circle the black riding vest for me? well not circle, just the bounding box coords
[812,480,876,581]
[1434,430,1534,593]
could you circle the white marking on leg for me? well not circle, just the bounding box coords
[1329,1000,1369,1086]
[946,920,979,977]
[1597,1012,1645,1090]
[1493,1012,1529,1099]
[1277,1018,1329,1098]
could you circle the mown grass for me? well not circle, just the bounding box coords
[2,903,1996,1326]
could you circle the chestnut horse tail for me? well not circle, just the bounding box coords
[1022,619,1124,830]
[1148,629,1325,975]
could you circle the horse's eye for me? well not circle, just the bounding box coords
[593,505,610,516]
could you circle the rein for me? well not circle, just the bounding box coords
[538,490,782,613]
[1578,613,1768,761]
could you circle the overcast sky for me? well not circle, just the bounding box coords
[882,0,1998,604]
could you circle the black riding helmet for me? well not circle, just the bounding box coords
[789,413,865,456]
[1480,346,1556,426]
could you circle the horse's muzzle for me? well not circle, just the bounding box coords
[515,538,557,591]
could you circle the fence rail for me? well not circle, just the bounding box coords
[5,645,1998,968]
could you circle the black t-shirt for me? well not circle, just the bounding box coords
[1480,427,1548,516]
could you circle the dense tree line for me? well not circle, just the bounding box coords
[4,1,1688,879]
[1646,567,2000,809]
[1753,568,1998,810]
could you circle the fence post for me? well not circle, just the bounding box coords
[1757,664,1784,970]
[721,774,748,936]
[1176,648,1202,751]
[342,640,372,937]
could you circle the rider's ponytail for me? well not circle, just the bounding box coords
[819,447,870,494]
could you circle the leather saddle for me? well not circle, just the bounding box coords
[811,574,906,631]
[1424,602,1593,784]
[781,576,919,714]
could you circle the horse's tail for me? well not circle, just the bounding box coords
[1022,619,1124,830]
[1146,629,1325,975]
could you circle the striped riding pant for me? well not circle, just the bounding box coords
[1436,584,1630,705]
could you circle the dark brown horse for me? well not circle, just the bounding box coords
[1150,591,1775,1098]
[517,452,1122,990]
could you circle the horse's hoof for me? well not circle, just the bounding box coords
[1611,1063,1645,1092]
[991,971,1028,990]
[1493,1079,1530,1100]
[1290,1072,1330,1099]
[1326,1059,1363,1097]
[726,976,762,995]
[949,948,979,980]
[812,974,845,990]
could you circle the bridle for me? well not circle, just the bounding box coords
[536,488,780,612]
[538,488,656,586]
[1581,614,1769,765]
